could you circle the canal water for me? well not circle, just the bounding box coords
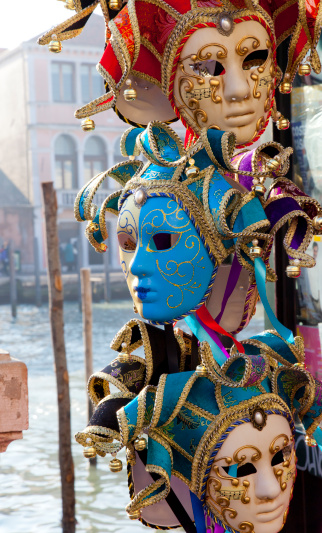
[0,301,263,533]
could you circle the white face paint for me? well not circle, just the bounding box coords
[173,20,275,145]
[206,414,296,533]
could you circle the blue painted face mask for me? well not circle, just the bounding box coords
[117,193,215,324]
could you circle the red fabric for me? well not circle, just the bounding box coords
[100,42,123,84]
[133,45,162,82]
[135,2,177,55]
[165,0,193,14]
[113,6,135,60]
[196,305,245,354]
[97,95,114,107]
[274,3,298,42]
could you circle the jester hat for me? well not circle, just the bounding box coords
[39,0,322,137]
[75,317,322,531]
[74,121,321,331]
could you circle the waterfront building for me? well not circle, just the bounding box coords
[0,14,137,273]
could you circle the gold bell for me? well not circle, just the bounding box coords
[109,0,122,9]
[277,117,290,130]
[118,342,131,363]
[127,510,141,520]
[266,158,281,172]
[253,184,266,196]
[249,239,262,259]
[64,0,75,9]
[109,457,123,472]
[286,260,301,278]
[305,435,317,447]
[83,446,97,459]
[124,79,137,102]
[196,364,208,377]
[293,361,306,369]
[313,215,322,233]
[134,437,147,451]
[185,158,199,179]
[48,37,62,54]
[298,63,311,76]
[279,81,292,94]
[81,117,95,132]
[118,352,130,363]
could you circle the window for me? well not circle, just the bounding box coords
[81,64,104,103]
[52,62,75,102]
[84,136,108,187]
[54,135,78,189]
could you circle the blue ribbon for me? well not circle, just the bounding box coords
[313,426,322,453]
[190,491,206,533]
[254,257,294,344]
[184,315,227,365]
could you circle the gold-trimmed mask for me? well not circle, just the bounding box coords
[173,19,275,146]
[206,414,296,533]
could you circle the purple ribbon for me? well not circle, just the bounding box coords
[215,254,242,324]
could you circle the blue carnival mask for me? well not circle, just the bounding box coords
[117,193,215,323]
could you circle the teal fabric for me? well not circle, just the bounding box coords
[172,447,192,481]
[147,436,172,480]
[207,129,231,170]
[124,127,144,156]
[124,396,139,441]
[255,257,295,344]
[247,331,296,362]
[187,379,220,416]
[232,197,267,236]
[91,209,104,244]
[220,383,264,409]
[157,372,195,426]
[184,315,227,365]
[143,164,174,181]
[106,194,119,212]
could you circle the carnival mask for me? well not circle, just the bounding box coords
[117,193,215,323]
[173,20,275,145]
[206,414,296,533]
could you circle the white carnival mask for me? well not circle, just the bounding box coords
[173,19,275,145]
[206,414,296,533]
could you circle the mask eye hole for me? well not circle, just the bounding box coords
[118,233,137,252]
[243,49,269,70]
[223,463,257,477]
[271,445,292,466]
[189,60,225,77]
[151,233,179,251]
[271,449,284,466]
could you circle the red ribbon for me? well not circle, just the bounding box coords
[196,305,245,354]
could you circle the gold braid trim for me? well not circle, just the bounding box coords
[37,2,99,45]
[126,429,172,512]
[110,318,154,386]
[141,37,163,63]
[240,330,305,366]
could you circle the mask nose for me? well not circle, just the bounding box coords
[254,465,282,501]
[130,245,155,279]
[223,63,251,102]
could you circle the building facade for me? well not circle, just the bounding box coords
[0,14,150,273]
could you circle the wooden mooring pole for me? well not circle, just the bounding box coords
[80,268,96,466]
[34,236,42,307]
[41,182,76,533]
[9,240,17,318]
